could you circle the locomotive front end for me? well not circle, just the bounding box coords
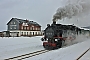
[41,23,57,50]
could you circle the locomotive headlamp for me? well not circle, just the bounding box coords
[46,38,48,40]
[55,39,57,41]
[41,38,44,41]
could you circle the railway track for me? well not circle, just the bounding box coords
[4,47,90,60]
[76,48,90,60]
[4,50,50,60]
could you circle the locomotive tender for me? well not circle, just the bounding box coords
[41,21,79,50]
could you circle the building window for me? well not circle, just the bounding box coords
[36,32,37,35]
[11,22,13,24]
[24,27,26,30]
[27,27,29,30]
[14,27,16,29]
[24,32,26,35]
[21,32,23,35]
[10,26,12,29]
[30,32,32,35]
[38,32,40,35]
[32,27,34,30]
[22,26,23,29]
[36,28,37,30]
[33,27,35,30]
[27,32,28,35]
[33,32,34,35]
[38,28,40,30]
[30,27,32,30]
[10,27,12,29]
[14,22,15,24]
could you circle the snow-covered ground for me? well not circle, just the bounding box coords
[0,34,90,60]
[0,36,44,60]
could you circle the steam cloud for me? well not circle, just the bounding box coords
[53,0,90,22]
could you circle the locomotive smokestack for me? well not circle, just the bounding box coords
[53,20,56,24]
[52,17,56,24]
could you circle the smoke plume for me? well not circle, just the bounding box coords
[53,0,90,22]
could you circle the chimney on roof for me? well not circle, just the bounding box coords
[26,19,29,22]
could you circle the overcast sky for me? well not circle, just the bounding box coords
[0,0,90,31]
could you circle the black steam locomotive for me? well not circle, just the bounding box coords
[41,21,80,50]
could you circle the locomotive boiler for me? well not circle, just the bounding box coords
[41,21,79,50]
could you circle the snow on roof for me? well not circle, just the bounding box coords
[7,18,41,26]
[80,27,90,30]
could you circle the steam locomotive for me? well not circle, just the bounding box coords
[41,21,80,50]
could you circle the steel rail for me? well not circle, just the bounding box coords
[76,48,90,60]
[4,50,50,60]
